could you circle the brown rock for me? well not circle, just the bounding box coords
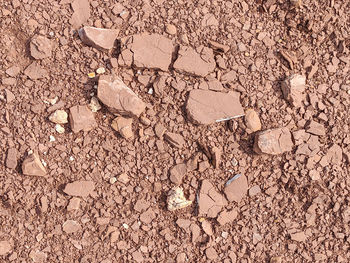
[217,209,238,226]
[190,223,201,243]
[173,46,216,77]
[6,148,17,169]
[5,66,20,77]
[67,197,81,211]
[134,199,150,213]
[140,208,156,224]
[22,152,46,176]
[224,174,248,203]
[98,75,146,117]
[270,257,282,263]
[205,247,218,260]
[154,123,166,138]
[69,105,97,133]
[176,218,191,230]
[201,220,213,236]
[78,26,119,51]
[70,0,90,28]
[281,74,306,107]
[305,120,326,136]
[132,251,144,263]
[24,62,48,80]
[186,90,244,125]
[326,144,342,165]
[210,146,221,168]
[0,240,11,256]
[249,185,261,197]
[62,220,81,234]
[165,24,177,35]
[198,160,210,172]
[5,89,15,103]
[164,132,185,148]
[169,163,187,185]
[245,109,262,134]
[63,180,95,197]
[29,250,47,263]
[111,117,133,139]
[30,35,53,59]
[198,179,227,218]
[254,127,293,155]
[290,231,307,242]
[128,33,173,71]
[199,78,224,91]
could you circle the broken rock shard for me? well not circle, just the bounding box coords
[224,174,248,203]
[22,152,46,177]
[167,187,192,211]
[186,90,244,125]
[254,127,293,155]
[79,26,119,51]
[98,75,146,117]
[128,33,174,71]
[281,74,306,108]
[63,180,95,197]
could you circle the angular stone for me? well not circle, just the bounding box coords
[199,78,224,91]
[205,247,218,260]
[164,132,185,148]
[111,117,133,139]
[198,179,227,218]
[6,148,17,169]
[5,66,20,77]
[201,220,213,236]
[24,62,48,80]
[63,180,95,197]
[5,89,15,103]
[167,187,192,211]
[305,120,326,136]
[169,163,187,185]
[30,35,53,59]
[186,90,244,125]
[49,110,68,124]
[281,74,306,107]
[224,174,248,203]
[79,26,119,51]
[128,33,173,71]
[98,75,146,117]
[254,127,293,155]
[290,231,307,242]
[62,220,81,234]
[67,197,81,211]
[22,152,46,176]
[245,109,262,134]
[140,208,156,224]
[210,146,221,168]
[70,0,90,28]
[0,240,11,256]
[326,144,342,165]
[29,250,47,263]
[69,105,97,133]
[174,46,216,77]
[217,209,238,226]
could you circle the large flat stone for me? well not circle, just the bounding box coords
[79,26,119,51]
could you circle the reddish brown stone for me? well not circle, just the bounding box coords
[281,74,306,107]
[24,62,48,80]
[0,240,11,256]
[22,152,46,177]
[169,163,187,185]
[217,209,238,226]
[63,180,95,197]
[98,75,146,117]
[164,132,185,148]
[186,90,244,125]
[6,148,17,169]
[224,174,248,203]
[30,35,53,59]
[69,105,97,133]
[254,127,293,155]
[305,120,326,136]
[70,0,90,28]
[111,117,133,139]
[79,26,119,51]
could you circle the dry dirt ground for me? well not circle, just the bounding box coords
[1,0,350,262]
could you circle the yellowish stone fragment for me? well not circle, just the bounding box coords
[167,187,192,211]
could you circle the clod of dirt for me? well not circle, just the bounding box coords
[24,62,48,80]
[140,208,156,224]
[6,148,17,169]
[63,180,95,197]
[69,105,97,133]
[79,26,119,51]
[128,33,174,71]
[217,209,238,226]
[30,35,53,60]
[198,179,227,218]
[70,0,90,28]
[49,110,68,124]
[245,109,262,134]
[167,187,192,211]
[98,75,146,117]
[305,120,326,136]
[169,163,187,185]
[0,240,11,256]
[186,90,244,125]
[22,152,46,177]
[164,132,185,148]
[29,250,47,263]
[111,116,133,139]
[173,46,216,77]
[254,127,293,155]
[224,174,248,203]
[89,97,101,112]
[281,74,306,108]
[62,220,81,234]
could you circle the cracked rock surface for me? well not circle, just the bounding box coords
[254,127,293,155]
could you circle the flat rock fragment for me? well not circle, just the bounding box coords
[24,62,48,80]
[254,127,293,155]
[167,187,192,211]
[111,117,133,139]
[174,46,216,77]
[224,174,248,203]
[305,120,326,136]
[30,35,53,59]
[169,163,187,185]
[217,209,238,226]
[6,148,17,169]
[245,109,261,134]
[128,34,173,71]
[98,75,146,117]
[63,220,81,234]
[22,152,46,176]
[70,0,90,28]
[69,105,97,133]
[186,90,244,125]
[49,110,68,124]
[164,132,185,148]
[63,180,95,197]
[0,240,11,256]
[79,26,119,51]
[198,179,227,218]
[281,74,306,107]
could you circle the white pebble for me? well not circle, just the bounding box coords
[122,223,129,229]
[96,67,106,74]
[49,135,56,142]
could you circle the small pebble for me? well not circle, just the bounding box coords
[165,24,177,35]
[49,135,56,142]
[55,124,65,134]
[96,67,105,74]
[109,177,117,184]
[122,223,129,229]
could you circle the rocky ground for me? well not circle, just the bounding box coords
[1,0,350,262]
